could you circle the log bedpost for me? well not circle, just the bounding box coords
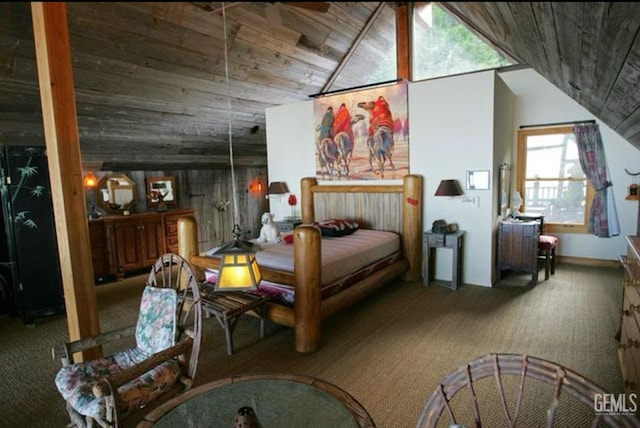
[300,177,316,224]
[294,225,322,353]
[178,215,202,280]
[403,175,423,282]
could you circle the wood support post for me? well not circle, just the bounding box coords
[31,2,100,360]
[294,225,321,352]
[396,2,412,81]
[403,174,423,281]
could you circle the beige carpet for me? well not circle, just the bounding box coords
[0,263,625,427]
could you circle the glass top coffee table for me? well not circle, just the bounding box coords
[138,373,375,427]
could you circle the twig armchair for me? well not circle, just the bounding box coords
[417,353,640,428]
[53,253,203,427]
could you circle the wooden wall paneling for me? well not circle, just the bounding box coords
[183,167,267,253]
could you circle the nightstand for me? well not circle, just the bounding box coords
[422,229,465,291]
[275,219,302,233]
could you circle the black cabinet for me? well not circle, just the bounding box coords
[0,146,64,323]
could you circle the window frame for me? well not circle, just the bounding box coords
[515,126,594,234]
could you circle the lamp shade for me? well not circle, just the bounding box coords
[435,179,463,196]
[267,181,289,195]
[212,239,262,291]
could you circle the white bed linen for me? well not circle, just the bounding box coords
[205,229,399,285]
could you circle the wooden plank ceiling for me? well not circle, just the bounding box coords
[1,2,395,170]
[1,2,639,171]
[441,2,640,146]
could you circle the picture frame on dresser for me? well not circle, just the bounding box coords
[145,176,177,208]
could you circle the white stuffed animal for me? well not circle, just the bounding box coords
[257,212,282,244]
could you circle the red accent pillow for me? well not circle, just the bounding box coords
[315,219,359,237]
[283,233,294,244]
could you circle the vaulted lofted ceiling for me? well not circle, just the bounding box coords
[1,2,639,171]
[1,2,396,170]
[440,2,640,147]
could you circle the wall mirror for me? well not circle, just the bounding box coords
[498,163,511,218]
[96,173,138,214]
[145,176,177,209]
[465,170,490,190]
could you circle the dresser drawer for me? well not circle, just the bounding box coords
[620,320,640,394]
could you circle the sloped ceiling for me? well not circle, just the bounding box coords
[1,2,639,171]
[441,2,640,147]
[0,2,395,170]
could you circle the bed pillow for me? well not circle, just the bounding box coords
[316,219,359,237]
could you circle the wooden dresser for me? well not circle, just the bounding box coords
[89,208,194,281]
[619,236,640,399]
[497,220,540,285]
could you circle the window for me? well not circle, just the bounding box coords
[516,127,594,234]
[412,3,515,81]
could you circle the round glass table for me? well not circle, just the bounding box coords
[138,373,375,427]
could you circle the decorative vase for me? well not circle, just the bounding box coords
[233,406,260,428]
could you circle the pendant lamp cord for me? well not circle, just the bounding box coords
[221,3,241,239]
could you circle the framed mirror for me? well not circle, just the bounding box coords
[498,163,511,218]
[145,176,177,208]
[95,173,138,214]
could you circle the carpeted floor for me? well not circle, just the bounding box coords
[0,263,627,427]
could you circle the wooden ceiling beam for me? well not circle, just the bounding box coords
[395,2,412,81]
[320,2,388,92]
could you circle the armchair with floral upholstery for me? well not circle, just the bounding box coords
[53,253,203,427]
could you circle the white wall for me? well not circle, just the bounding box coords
[492,75,515,281]
[409,71,498,286]
[265,67,640,288]
[499,68,640,261]
[265,101,315,221]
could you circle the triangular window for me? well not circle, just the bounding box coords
[323,3,516,93]
[412,2,516,80]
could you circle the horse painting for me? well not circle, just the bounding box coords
[357,96,396,179]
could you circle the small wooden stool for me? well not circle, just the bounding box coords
[200,286,268,355]
[538,235,558,280]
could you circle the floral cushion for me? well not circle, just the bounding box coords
[54,285,181,423]
[55,349,180,421]
[135,285,177,355]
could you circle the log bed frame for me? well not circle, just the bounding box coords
[178,175,423,353]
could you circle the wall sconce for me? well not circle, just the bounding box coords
[266,181,289,200]
[83,171,98,189]
[82,171,101,219]
[434,179,463,197]
[247,178,263,194]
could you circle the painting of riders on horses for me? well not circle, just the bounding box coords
[313,82,409,181]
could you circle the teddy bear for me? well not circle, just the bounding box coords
[257,212,282,244]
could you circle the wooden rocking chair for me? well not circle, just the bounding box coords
[53,254,203,427]
[417,353,640,427]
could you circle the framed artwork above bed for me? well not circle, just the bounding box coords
[313,82,409,181]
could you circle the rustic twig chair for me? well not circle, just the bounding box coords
[417,353,640,428]
[53,253,203,427]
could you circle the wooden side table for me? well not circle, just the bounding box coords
[422,230,465,291]
[199,285,268,355]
